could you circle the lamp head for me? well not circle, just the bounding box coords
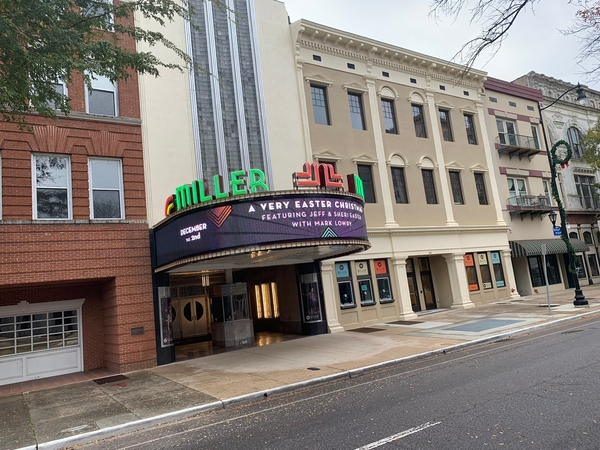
[548,210,557,228]
[576,83,587,105]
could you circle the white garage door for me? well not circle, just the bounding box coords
[0,299,85,386]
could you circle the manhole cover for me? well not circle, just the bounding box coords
[388,320,423,325]
[348,327,385,333]
[93,375,129,385]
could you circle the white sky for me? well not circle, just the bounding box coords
[281,0,599,90]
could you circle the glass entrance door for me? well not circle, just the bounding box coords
[418,258,437,310]
[406,259,421,312]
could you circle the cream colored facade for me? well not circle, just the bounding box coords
[136,0,304,226]
[290,20,519,331]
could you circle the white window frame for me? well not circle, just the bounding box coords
[85,73,119,117]
[32,154,72,220]
[88,158,125,220]
[507,177,528,206]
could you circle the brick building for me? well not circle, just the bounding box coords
[0,19,155,385]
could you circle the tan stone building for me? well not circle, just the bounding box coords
[291,20,520,331]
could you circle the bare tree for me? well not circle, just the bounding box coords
[429,0,600,80]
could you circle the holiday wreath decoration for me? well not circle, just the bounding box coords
[551,139,572,168]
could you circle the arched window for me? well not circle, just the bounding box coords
[569,231,578,239]
[567,127,584,158]
[584,231,593,245]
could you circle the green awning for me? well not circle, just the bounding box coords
[509,238,589,258]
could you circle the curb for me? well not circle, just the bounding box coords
[16,309,600,450]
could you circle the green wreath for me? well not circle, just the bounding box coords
[551,140,572,167]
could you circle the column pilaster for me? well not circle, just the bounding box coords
[391,257,419,320]
[443,253,476,309]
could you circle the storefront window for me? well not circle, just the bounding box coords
[491,251,505,287]
[589,254,599,277]
[477,253,493,290]
[528,255,562,287]
[336,262,355,308]
[374,259,394,303]
[575,255,586,279]
[464,253,479,291]
[356,260,375,306]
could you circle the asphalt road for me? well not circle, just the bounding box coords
[77,316,600,450]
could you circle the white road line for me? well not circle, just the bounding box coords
[355,421,441,450]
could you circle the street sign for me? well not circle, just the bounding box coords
[553,227,562,236]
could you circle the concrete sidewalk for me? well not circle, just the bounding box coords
[3,286,600,450]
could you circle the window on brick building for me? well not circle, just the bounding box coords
[89,158,124,219]
[33,154,72,220]
[86,73,118,117]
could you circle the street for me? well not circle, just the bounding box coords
[77,316,600,450]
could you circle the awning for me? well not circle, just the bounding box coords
[509,238,589,258]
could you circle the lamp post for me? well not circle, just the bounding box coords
[538,83,588,306]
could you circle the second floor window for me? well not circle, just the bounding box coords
[474,172,488,205]
[531,125,540,150]
[422,169,437,204]
[439,109,453,142]
[89,158,124,219]
[357,164,376,203]
[381,98,398,134]
[310,84,330,125]
[390,167,408,204]
[348,92,366,130]
[449,171,464,204]
[412,104,427,138]
[87,74,118,117]
[575,175,598,209]
[508,177,527,205]
[567,127,584,158]
[496,119,517,146]
[33,154,71,220]
[464,114,477,145]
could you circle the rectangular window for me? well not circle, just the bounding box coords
[336,262,355,308]
[87,73,118,116]
[491,251,505,287]
[422,169,437,204]
[33,154,71,220]
[348,92,366,130]
[589,254,599,277]
[48,81,67,110]
[439,109,453,142]
[575,255,587,279]
[357,164,376,203]
[574,175,598,209]
[464,254,479,291]
[449,171,464,205]
[412,104,427,138]
[374,259,394,304]
[478,253,493,289]
[531,125,540,149]
[474,173,488,205]
[83,0,114,24]
[381,98,398,134]
[496,119,517,146]
[89,158,124,219]
[464,114,477,145]
[391,167,408,204]
[356,261,375,306]
[507,177,527,205]
[528,254,561,287]
[310,84,330,125]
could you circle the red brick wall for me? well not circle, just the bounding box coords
[0,113,156,374]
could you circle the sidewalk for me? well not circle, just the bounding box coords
[3,286,600,450]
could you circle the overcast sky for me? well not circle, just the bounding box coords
[281,0,599,90]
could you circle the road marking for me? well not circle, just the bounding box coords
[355,421,441,449]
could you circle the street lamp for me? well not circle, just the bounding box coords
[538,83,588,306]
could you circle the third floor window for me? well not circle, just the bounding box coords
[464,114,477,145]
[310,84,330,125]
[439,109,453,142]
[412,104,427,138]
[381,98,398,134]
[348,92,366,130]
[567,127,584,158]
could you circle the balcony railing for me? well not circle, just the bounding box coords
[496,133,542,160]
[507,194,552,220]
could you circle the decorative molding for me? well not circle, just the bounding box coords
[469,163,488,173]
[351,153,378,165]
[304,74,334,86]
[378,86,398,99]
[387,154,407,167]
[417,156,437,169]
[460,106,478,114]
[342,82,368,93]
[90,130,122,157]
[33,125,70,153]
[313,149,342,162]
[435,100,454,110]
[408,92,426,105]
[445,160,465,171]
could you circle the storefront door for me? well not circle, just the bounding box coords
[172,296,209,340]
[406,259,421,312]
[418,257,437,310]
